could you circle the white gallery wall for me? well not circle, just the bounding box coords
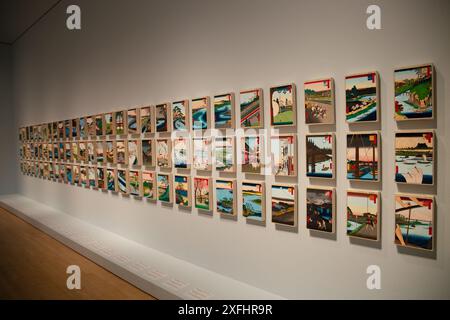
[11,0,450,298]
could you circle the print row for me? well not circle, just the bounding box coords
[19,162,435,252]
[18,63,435,142]
[19,130,436,185]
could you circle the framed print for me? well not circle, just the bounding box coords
[42,125,48,141]
[59,142,64,161]
[71,119,78,138]
[58,121,64,139]
[271,135,297,176]
[52,123,58,140]
[242,181,265,222]
[193,137,212,171]
[96,141,104,164]
[304,78,335,124]
[87,166,97,188]
[116,140,127,165]
[215,179,236,216]
[173,137,190,169]
[157,173,172,203]
[78,141,87,162]
[395,131,434,185]
[80,166,88,187]
[73,165,80,185]
[345,71,379,123]
[271,184,297,227]
[96,167,106,190]
[306,187,335,233]
[395,194,434,251]
[215,136,235,172]
[240,88,263,129]
[270,83,296,127]
[86,116,96,137]
[306,133,335,179]
[347,190,380,241]
[214,93,234,129]
[71,142,79,162]
[86,141,95,162]
[64,120,71,139]
[104,112,114,135]
[127,108,139,134]
[117,169,128,195]
[65,165,73,184]
[193,177,212,211]
[172,100,189,131]
[192,97,210,130]
[155,103,171,133]
[127,139,140,166]
[346,132,380,182]
[140,106,153,134]
[79,118,87,139]
[142,171,157,200]
[241,135,263,174]
[156,138,172,168]
[142,139,155,167]
[105,141,115,164]
[174,175,191,207]
[394,64,434,120]
[114,111,126,135]
[128,170,141,196]
[59,164,65,181]
[106,168,117,192]
[95,114,104,137]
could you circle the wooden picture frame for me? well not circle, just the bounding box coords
[172,100,190,132]
[156,138,172,169]
[241,180,265,222]
[191,96,211,130]
[214,136,235,173]
[214,93,235,129]
[346,131,381,182]
[193,177,213,211]
[157,173,173,203]
[127,139,141,166]
[270,83,297,127]
[304,78,335,125]
[142,171,157,200]
[128,169,142,197]
[104,112,114,136]
[173,137,191,169]
[347,189,380,241]
[113,110,127,136]
[115,140,128,165]
[174,174,191,208]
[140,106,154,135]
[127,108,140,135]
[241,135,264,174]
[141,138,155,168]
[240,88,264,129]
[192,137,212,171]
[345,71,379,123]
[155,103,172,133]
[270,134,297,177]
[306,133,335,179]
[271,183,297,227]
[306,186,335,233]
[215,178,237,217]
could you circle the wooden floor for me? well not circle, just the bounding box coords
[0,207,155,300]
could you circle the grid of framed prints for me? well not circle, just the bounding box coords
[18,64,438,253]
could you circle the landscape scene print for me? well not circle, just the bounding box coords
[395,131,434,185]
[395,194,433,251]
[306,188,334,233]
[192,97,209,130]
[214,93,234,129]
[270,84,296,126]
[155,103,169,132]
[142,171,156,199]
[215,180,235,216]
[172,100,188,131]
[345,72,378,122]
[306,134,334,178]
[215,137,234,172]
[271,185,296,227]
[242,182,264,222]
[157,174,171,203]
[394,64,433,120]
[271,135,296,176]
[347,133,379,181]
[241,136,262,174]
[240,89,263,128]
[194,178,211,211]
[347,191,379,241]
[304,79,334,124]
[174,175,190,207]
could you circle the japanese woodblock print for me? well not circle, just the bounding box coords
[88,167,96,188]
[128,140,140,166]
[156,139,171,168]
[78,141,87,162]
[58,121,64,139]
[128,170,141,196]
[306,134,334,179]
[395,131,434,185]
[71,142,79,162]
[155,103,170,132]
[86,116,96,136]
[114,111,126,135]
[174,175,191,207]
[270,83,296,127]
[140,106,153,134]
[194,177,212,211]
[142,171,156,200]
[42,125,48,141]
[65,165,73,184]
[172,100,189,131]
[271,135,296,176]
[117,169,128,195]
[116,140,127,165]
[241,136,263,174]
[304,78,335,124]
[157,173,172,203]
[104,113,114,135]
[73,165,80,185]
[215,137,235,172]
[347,190,380,241]
[192,97,209,130]
[395,194,434,251]
[173,138,190,169]
[193,137,211,171]
[214,93,234,129]
[394,64,433,120]
[96,167,105,190]
[346,133,380,181]
[105,141,114,164]
[345,72,378,123]
[71,119,78,138]
[240,88,263,128]
[215,179,236,216]
[95,114,104,136]
[306,187,334,233]
[242,181,265,222]
[271,184,297,227]
[127,108,138,134]
[95,141,104,163]
[106,168,117,192]
[86,141,94,162]
[79,117,87,139]
[80,166,88,187]
[142,139,155,167]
